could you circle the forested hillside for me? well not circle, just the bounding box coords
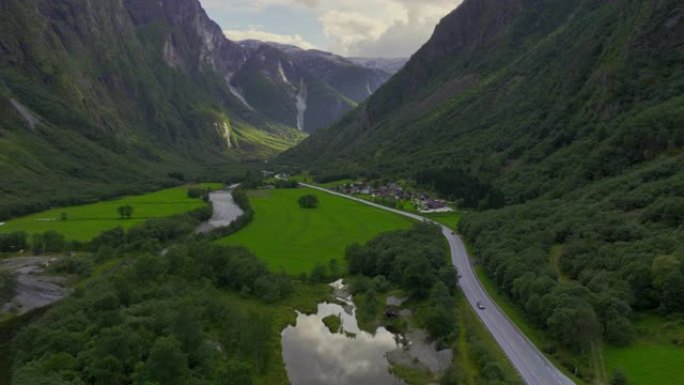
[280,0,684,379]
[0,0,309,220]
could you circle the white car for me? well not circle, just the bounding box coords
[477,301,486,310]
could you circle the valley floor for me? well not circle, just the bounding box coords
[0,183,222,241]
[216,187,414,274]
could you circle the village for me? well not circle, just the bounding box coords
[333,181,454,213]
[261,171,454,213]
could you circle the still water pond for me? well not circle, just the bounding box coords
[281,281,405,385]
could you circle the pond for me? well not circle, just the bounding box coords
[281,280,406,385]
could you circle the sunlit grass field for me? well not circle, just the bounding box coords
[0,183,222,241]
[217,187,415,274]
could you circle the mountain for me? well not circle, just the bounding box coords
[0,0,308,219]
[233,40,404,132]
[281,0,684,375]
[347,57,408,75]
[282,0,683,192]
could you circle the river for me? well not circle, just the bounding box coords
[196,186,244,233]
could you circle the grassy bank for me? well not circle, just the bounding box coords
[0,184,221,241]
[216,188,414,274]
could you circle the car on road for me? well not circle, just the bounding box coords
[477,301,486,310]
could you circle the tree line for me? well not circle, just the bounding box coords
[416,167,506,210]
[10,218,295,385]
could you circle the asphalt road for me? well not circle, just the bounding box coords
[301,183,576,385]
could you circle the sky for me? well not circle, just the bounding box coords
[198,0,464,58]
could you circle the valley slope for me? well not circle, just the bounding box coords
[0,0,302,219]
[280,0,684,382]
[0,0,402,219]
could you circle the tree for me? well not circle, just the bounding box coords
[424,307,454,340]
[651,255,681,290]
[142,336,190,385]
[241,171,264,189]
[43,231,66,253]
[610,369,628,385]
[0,231,28,252]
[403,256,435,299]
[217,360,252,385]
[309,264,328,283]
[30,231,65,254]
[328,259,340,279]
[298,194,319,209]
[117,205,134,219]
[360,288,379,324]
[547,304,601,353]
[661,271,684,312]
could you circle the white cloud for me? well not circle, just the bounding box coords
[200,0,315,13]
[223,29,317,49]
[318,0,464,57]
[200,0,464,57]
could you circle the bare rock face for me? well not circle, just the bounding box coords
[123,0,246,74]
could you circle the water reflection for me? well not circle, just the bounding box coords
[282,282,405,385]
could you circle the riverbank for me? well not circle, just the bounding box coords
[0,257,68,316]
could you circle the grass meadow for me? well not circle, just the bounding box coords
[604,315,684,385]
[216,187,415,275]
[0,183,222,241]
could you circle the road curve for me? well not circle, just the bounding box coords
[301,183,575,385]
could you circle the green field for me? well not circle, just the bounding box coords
[217,188,414,274]
[604,316,684,385]
[0,184,222,241]
[425,212,461,229]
